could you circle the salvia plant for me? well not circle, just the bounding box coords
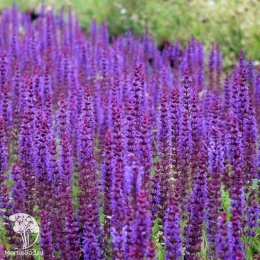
[0,4,259,260]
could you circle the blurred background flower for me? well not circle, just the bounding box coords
[0,0,259,70]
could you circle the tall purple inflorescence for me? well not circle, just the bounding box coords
[65,199,79,259]
[40,210,55,260]
[207,125,223,258]
[77,85,100,234]
[164,182,182,260]
[170,87,180,178]
[18,111,36,215]
[215,212,234,260]
[157,93,171,215]
[129,190,151,259]
[110,104,126,259]
[0,116,7,188]
[185,149,207,259]
[228,116,245,218]
[11,166,26,214]
[83,204,101,260]
[139,114,153,189]
[0,6,259,260]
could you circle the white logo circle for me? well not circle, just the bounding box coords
[9,213,40,250]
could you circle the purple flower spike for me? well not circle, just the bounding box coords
[181,67,193,112]
[129,189,151,259]
[0,185,15,247]
[207,125,222,258]
[170,87,180,177]
[0,6,258,259]
[230,212,245,259]
[243,100,258,193]
[147,241,157,260]
[0,116,7,187]
[223,73,231,114]
[18,111,36,215]
[65,199,79,259]
[255,67,260,124]
[40,210,55,260]
[178,110,192,208]
[11,166,26,214]
[102,130,113,238]
[83,204,101,260]
[57,93,69,138]
[215,212,234,260]
[139,114,153,189]
[164,183,182,260]
[228,116,245,218]
[185,150,207,259]
[247,58,254,96]
[150,162,162,221]
[157,93,171,213]
[245,190,259,237]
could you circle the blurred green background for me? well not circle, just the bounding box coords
[1,0,259,69]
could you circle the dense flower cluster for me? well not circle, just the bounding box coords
[0,5,259,260]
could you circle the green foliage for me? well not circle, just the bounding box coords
[0,220,8,249]
[250,228,260,256]
[99,206,105,227]
[0,0,259,69]
[152,218,165,259]
[72,171,79,210]
[221,186,231,219]
[252,178,259,190]
[243,227,260,260]
[33,205,40,213]
[5,175,13,189]
[31,234,43,260]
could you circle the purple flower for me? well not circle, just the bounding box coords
[245,190,259,237]
[178,110,192,208]
[215,212,234,260]
[139,114,153,188]
[18,111,36,215]
[230,212,245,259]
[185,151,207,259]
[65,199,79,259]
[0,51,8,92]
[150,162,162,220]
[157,93,171,213]
[164,183,182,260]
[40,210,55,260]
[243,100,258,191]
[0,6,258,259]
[83,204,102,260]
[170,87,181,177]
[0,116,7,186]
[223,73,231,114]
[206,125,223,258]
[208,44,215,90]
[181,67,193,112]
[228,116,245,218]
[57,93,69,138]
[11,166,26,214]
[0,185,15,247]
[129,190,151,259]
[102,130,113,239]
[147,241,157,260]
